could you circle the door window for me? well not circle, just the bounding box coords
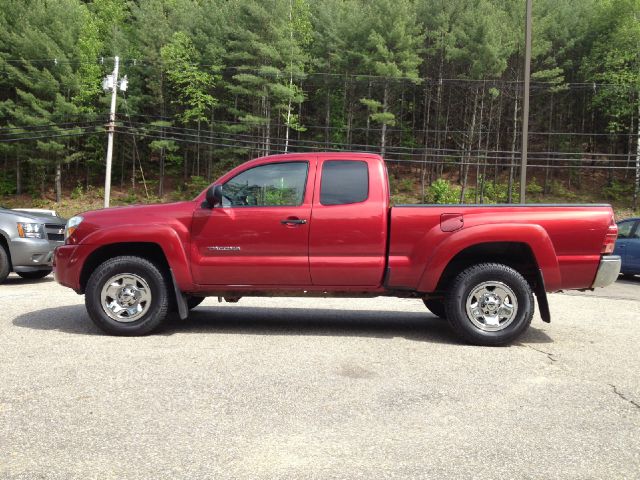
[617,221,635,239]
[320,160,369,205]
[222,162,308,207]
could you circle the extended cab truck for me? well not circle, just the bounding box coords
[54,153,621,345]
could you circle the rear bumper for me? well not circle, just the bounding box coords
[591,255,621,288]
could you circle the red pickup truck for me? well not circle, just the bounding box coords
[54,152,621,345]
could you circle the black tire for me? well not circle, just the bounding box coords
[85,256,170,336]
[445,263,534,346]
[187,296,205,310]
[423,298,446,319]
[0,245,10,284]
[17,269,52,280]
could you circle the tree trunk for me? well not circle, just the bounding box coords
[325,82,331,147]
[265,94,271,156]
[381,81,389,157]
[16,154,21,195]
[365,80,372,148]
[544,94,554,195]
[508,88,519,203]
[421,83,432,202]
[634,102,640,210]
[55,159,62,203]
[196,120,201,177]
[460,87,479,203]
[494,94,503,186]
[474,83,486,203]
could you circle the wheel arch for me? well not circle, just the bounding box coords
[434,241,540,293]
[79,242,171,293]
[417,223,562,293]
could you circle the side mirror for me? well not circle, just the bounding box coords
[205,184,223,208]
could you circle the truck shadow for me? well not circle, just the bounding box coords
[12,304,554,345]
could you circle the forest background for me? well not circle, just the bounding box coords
[1,0,639,218]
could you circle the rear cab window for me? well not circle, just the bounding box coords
[320,160,369,205]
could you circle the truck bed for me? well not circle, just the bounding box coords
[387,204,615,292]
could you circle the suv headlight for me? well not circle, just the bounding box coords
[17,222,45,239]
[64,216,84,241]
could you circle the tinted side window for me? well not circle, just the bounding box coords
[222,162,308,207]
[320,161,369,205]
[618,221,635,239]
[632,222,640,239]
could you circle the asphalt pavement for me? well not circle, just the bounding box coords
[0,274,639,479]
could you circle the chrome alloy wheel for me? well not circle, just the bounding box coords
[465,281,518,332]
[100,273,152,323]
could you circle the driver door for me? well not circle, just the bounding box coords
[190,160,314,285]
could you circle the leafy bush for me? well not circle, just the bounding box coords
[526,178,543,195]
[70,182,84,200]
[429,179,460,204]
[603,180,632,202]
[0,176,15,196]
[174,176,211,200]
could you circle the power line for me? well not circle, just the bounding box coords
[1,57,639,90]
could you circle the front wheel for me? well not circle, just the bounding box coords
[85,256,170,336]
[0,246,10,284]
[445,263,534,346]
[17,269,52,280]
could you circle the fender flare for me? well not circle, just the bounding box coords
[416,223,562,292]
[81,224,194,291]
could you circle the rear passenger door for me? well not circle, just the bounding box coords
[308,158,387,286]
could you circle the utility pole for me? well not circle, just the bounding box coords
[102,57,128,208]
[520,0,532,204]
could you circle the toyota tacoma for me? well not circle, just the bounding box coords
[53,153,621,345]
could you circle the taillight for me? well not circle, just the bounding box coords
[601,218,618,254]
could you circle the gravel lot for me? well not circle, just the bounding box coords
[1,274,639,479]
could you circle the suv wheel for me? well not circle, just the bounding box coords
[85,256,170,336]
[0,245,10,284]
[17,269,52,280]
[445,263,534,346]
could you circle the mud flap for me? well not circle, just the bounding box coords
[170,269,189,320]
[534,269,551,323]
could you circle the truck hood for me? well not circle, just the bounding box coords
[80,202,195,222]
[74,201,197,244]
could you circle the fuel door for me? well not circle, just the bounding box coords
[440,213,464,232]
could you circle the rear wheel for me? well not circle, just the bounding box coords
[85,256,170,336]
[423,298,446,319]
[0,246,10,284]
[445,263,534,346]
[17,269,52,280]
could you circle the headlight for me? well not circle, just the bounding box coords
[64,216,84,241]
[17,222,45,239]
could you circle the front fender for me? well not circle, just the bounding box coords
[81,225,194,290]
[416,223,562,292]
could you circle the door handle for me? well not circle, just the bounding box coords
[280,218,307,225]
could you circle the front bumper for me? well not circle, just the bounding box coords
[53,244,92,292]
[9,237,64,272]
[591,255,621,288]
